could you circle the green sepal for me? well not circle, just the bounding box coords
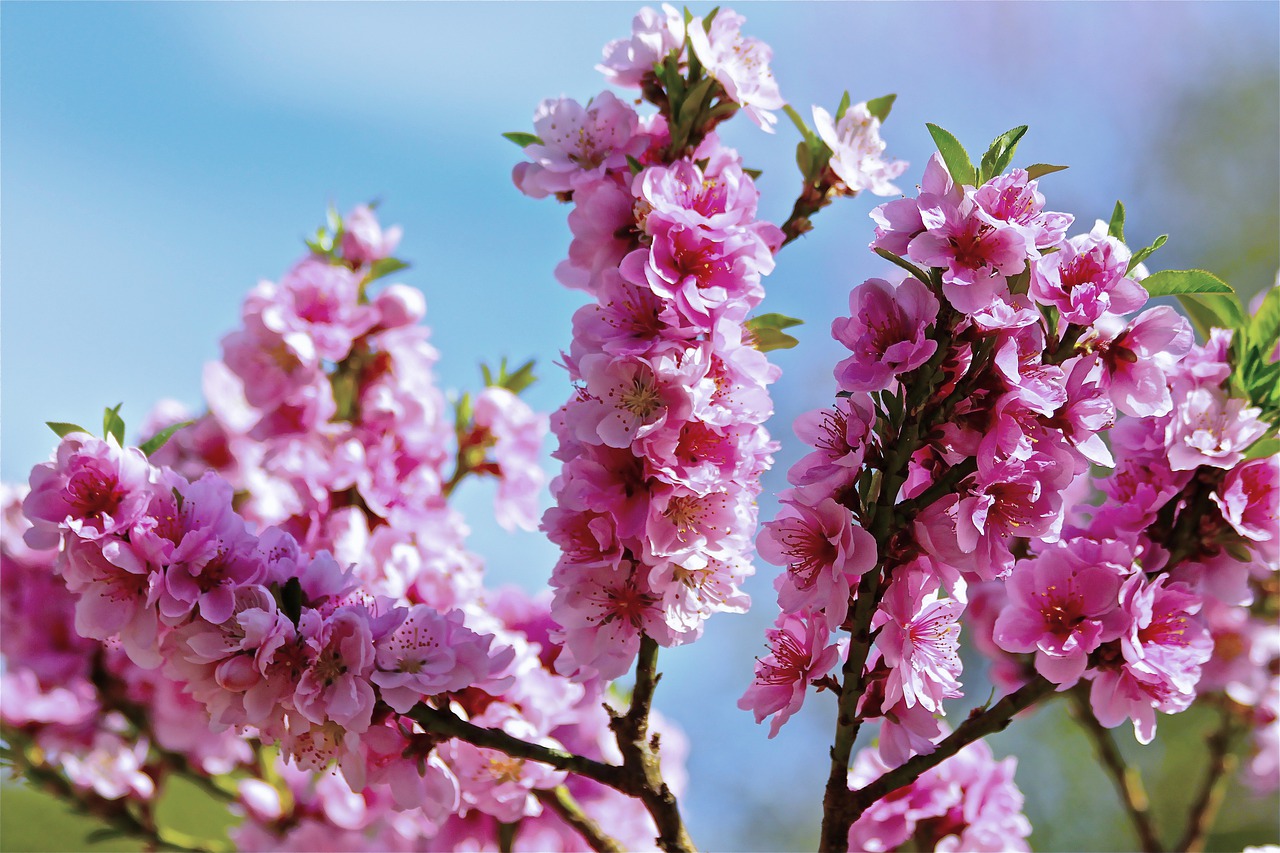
[1127,234,1167,275]
[139,420,196,457]
[626,155,646,176]
[366,257,410,283]
[924,123,976,187]
[836,91,852,121]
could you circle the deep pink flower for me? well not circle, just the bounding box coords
[575,351,701,448]
[372,606,504,713]
[1030,227,1146,326]
[253,258,379,363]
[1212,456,1279,552]
[550,560,667,681]
[787,394,876,504]
[832,276,939,393]
[1087,306,1194,418]
[971,169,1072,256]
[908,191,1027,314]
[738,609,842,736]
[873,567,964,713]
[23,433,152,550]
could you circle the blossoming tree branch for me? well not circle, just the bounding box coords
[2,6,1277,852]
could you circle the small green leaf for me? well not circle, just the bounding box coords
[46,421,88,438]
[795,141,813,178]
[865,93,896,123]
[836,91,852,121]
[366,257,409,283]
[925,123,976,187]
[1127,234,1167,274]
[326,204,342,236]
[1176,292,1247,336]
[702,6,720,31]
[783,105,817,146]
[746,313,804,353]
[502,359,538,395]
[677,76,716,128]
[502,131,543,148]
[1177,294,1233,341]
[626,154,646,175]
[1025,163,1068,180]
[1247,287,1280,357]
[1108,201,1126,242]
[480,364,494,387]
[103,404,125,445]
[977,125,1028,184]
[1244,435,1280,460]
[743,167,763,180]
[1143,269,1236,298]
[139,420,196,457]
[747,313,804,332]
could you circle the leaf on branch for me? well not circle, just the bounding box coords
[1025,163,1069,179]
[744,167,763,180]
[46,421,88,438]
[925,123,976,187]
[1127,234,1167,274]
[103,404,126,446]
[746,313,804,352]
[783,104,817,147]
[1107,200,1126,242]
[139,420,196,457]
[1143,268,1236,297]
[1247,286,1280,357]
[366,257,410,283]
[977,125,1028,183]
[865,93,896,123]
[502,131,543,148]
[836,90,851,121]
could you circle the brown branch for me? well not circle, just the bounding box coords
[1068,685,1163,853]
[841,676,1057,825]
[536,786,625,853]
[1178,702,1243,853]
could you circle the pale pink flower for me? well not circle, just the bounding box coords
[812,102,907,196]
[372,606,504,713]
[294,605,379,733]
[598,5,685,88]
[971,169,1072,256]
[340,203,402,265]
[873,568,964,714]
[1165,385,1267,471]
[687,9,784,132]
[514,92,644,198]
[738,609,842,737]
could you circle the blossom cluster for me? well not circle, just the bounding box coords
[4,205,688,850]
[744,146,1279,843]
[515,7,791,681]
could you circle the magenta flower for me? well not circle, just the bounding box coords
[254,258,379,363]
[1030,228,1146,326]
[787,394,876,504]
[294,605,379,733]
[23,433,152,550]
[908,191,1028,314]
[340,203,402,266]
[1087,306,1193,418]
[635,159,761,232]
[687,9,784,132]
[993,543,1127,687]
[758,496,878,629]
[873,567,964,714]
[738,609,843,737]
[372,606,503,713]
[832,276,939,393]
[971,168,1072,256]
[812,102,907,197]
[550,560,667,681]
[1212,456,1279,553]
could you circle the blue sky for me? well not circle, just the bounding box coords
[3,3,1277,849]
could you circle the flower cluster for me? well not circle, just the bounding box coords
[515,8,790,681]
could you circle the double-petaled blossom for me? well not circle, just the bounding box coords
[1084,305,1194,418]
[511,92,645,199]
[23,433,152,550]
[1165,384,1268,471]
[598,4,685,88]
[1212,456,1280,560]
[832,275,940,393]
[1030,223,1146,326]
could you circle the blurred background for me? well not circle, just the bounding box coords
[2,2,1277,850]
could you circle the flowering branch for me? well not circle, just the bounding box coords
[1068,685,1163,853]
[535,786,625,853]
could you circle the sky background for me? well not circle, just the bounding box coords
[3,3,1278,850]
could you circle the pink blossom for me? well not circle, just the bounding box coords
[1030,227,1146,326]
[54,730,156,801]
[971,169,1072,256]
[635,159,761,232]
[738,610,842,736]
[644,484,749,559]
[294,605,379,733]
[812,102,907,196]
[1087,306,1194,418]
[340,204,402,265]
[473,387,548,532]
[598,5,685,88]
[1212,456,1279,553]
[832,276,939,393]
[873,567,964,713]
[908,190,1027,314]
[447,708,567,823]
[1165,385,1267,471]
[575,350,701,448]
[513,93,644,198]
[550,560,667,681]
[556,178,637,296]
[787,394,876,504]
[372,606,504,713]
[23,433,152,550]
[687,9,784,132]
[252,258,379,363]
[869,154,959,256]
[758,497,878,629]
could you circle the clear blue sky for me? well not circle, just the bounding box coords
[3,3,1277,849]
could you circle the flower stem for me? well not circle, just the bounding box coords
[536,786,625,853]
[1177,700,1243,853]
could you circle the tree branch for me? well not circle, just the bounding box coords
[1068,685,1163,853]
[1178,701,1243,853]
[536,786,625,853]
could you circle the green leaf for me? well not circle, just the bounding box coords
[1177,294,1233,341]
[326,204,342,236]
[502,131,542,148]
[139,420,195,457]
[1247,287,1280,357]
[102,404,125,446]
[873,247,932,286]
[1108,201,1126,242]
[46,421,88,438]
[1025,163,1069,180]
[1143,269,1236,298]
[626,154,646,175]
[865,93,896,123]
[836,90,851,121]
[743,167,763,180]
[366,257,409,283]
[1244,435,1280,460]
[1127,234,1167,274]
[495,358,538,395]
[795,141,813,178]
[746,313,804,352]
[1176,292,1247,336]
[783,105,816,146]
[702,6,720,31]
[924,123,976,187]
[977,125,1028,183]
[677,76,716,129]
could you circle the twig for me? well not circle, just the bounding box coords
[1068,685,1163,853]
[1178,702,1243,853]
[536,786,625,853]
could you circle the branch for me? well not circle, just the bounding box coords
[1068,685,1163,853]
[779,182,832,247]
[406,703,630,791]
[536,786,625,853]
[840,676,1057,826]
[1178,701,1243,853]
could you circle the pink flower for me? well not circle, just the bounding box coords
[787,394,876,504]
[1212,456,1279,552]
[550,560,667,681]
[971,169,1072,257]
[873,567,964,714]
[294,605,379,733]
[340,204,402,265]
[832,276,939,393]
[473,387,548,533]
[575,350,701,448]
[598,5,685,88]
[908,190,1027,314]
[513,93,644,198]
[993,542,1128,687]
[252,258,380,363]
[1087,306,1194,418]
[23,433,152,550]
[1165,385,1267,471]
[1030,228,1146,326]
[634,159,761,233]
[372,606,503,713]
[738,609,842,736]
[812,102,907,197]
[758,497,878,629]
[687,9,784,132]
